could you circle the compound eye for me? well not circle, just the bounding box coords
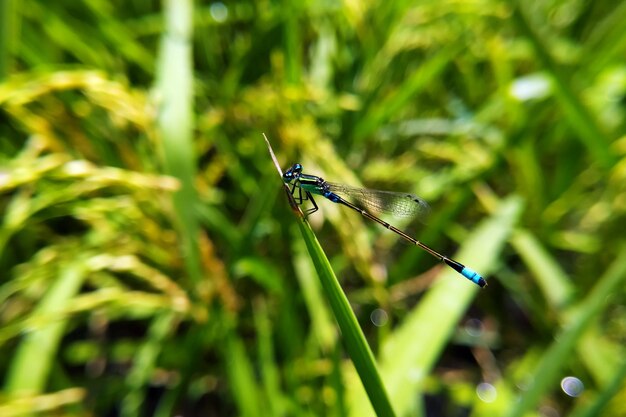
[283,165,296,181]
[294,163,303,173]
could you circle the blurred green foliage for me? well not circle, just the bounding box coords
[1,0,626,416]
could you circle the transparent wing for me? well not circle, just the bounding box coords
[326,182,430,220]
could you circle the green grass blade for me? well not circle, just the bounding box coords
[154,0,202,284]
[568,359,626,417]
[4,260,87,395]
[121,311,177,417]
[510,229,575,308]
[353,45,460,142]
[0,0,18,80]
[512,229,621,384]
[510,2,616,168]
[0,388,86,416]
[292,231,337,352]
[295,217,397,417]
[255,299,290,417]
[225,332,266,417]
[583,1,626,78]
[504,245,626,417]
[282,0,302,85]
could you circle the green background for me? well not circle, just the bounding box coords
[1,0,625,416]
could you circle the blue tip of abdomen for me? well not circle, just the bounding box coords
[461,267,487,288]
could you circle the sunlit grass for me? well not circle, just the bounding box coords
[1,1,625,416]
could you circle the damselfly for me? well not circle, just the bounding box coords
[283,163,486,287]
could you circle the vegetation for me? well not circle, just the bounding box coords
[1,1,625,416]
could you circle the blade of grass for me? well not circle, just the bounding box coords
[509,1,616,169]
[0,0,18,80]
[225,332,266,417]
[353,45,461,142]
[153,321,216,417]
[255,298,290,417]
[121,311,178,417]
[512,228,621,385]
[504,245,626,417]
[4,260,87,395]
[0,388,86,417]
[86,1,155,74]
[583,1,626,78]
[154,0,202,284]
[292,231,337,352]
[510,229,575,308]
[282,0,302,85]
[568,359,626,417]
[330,344,349,417]
[24,2,111,68]
[263,134,395,417]
[296,218,397,417]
